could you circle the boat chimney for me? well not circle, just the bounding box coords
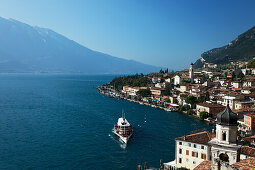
[160,159,163,170]
[144,162,147,170]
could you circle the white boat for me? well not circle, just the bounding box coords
[113,110,133,144]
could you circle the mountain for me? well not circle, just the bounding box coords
[0,17,161,74]
[194,26,255,68]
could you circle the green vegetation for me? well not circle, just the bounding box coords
[185,95,197,109]
[136,89,151,97]
[179,105,190,112]
[194,26,255,68]
[248,59,255,68]
[162,84,172,96]
[199,111,208,120]
[110,74,149,91]
[187,109,194,115]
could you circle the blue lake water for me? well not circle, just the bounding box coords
[0,74,212,169]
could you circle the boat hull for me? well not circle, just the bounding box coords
[113,129,133,144]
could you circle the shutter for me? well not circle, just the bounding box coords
[196,152,198,157]
[204,154,206,160]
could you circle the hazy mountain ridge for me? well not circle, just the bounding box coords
[194,26,255,68]
[0,17,161,74]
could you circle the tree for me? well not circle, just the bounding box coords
[187,109,194,115]
[165,98,171,103]
[199,111,208,120]
[185,96,197,107]
[232,71,236,80]
[159,69,164,74]
[205,92,210,101]
[248,59,255,68]
[237,72,245,80]
[162,84,172,96]
[136,89,151,97]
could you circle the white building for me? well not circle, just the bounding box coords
[174,75,181,85]
[209,104,240,169]
[164,131,215,170]
[189,63,194,83]
[152,77,161,84]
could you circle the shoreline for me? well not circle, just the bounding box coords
[97,85,215,125]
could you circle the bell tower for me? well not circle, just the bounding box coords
[209,103,240,170]
[189,63,194,83]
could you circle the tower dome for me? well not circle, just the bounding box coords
[217,104,238,126]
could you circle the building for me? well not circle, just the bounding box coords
[173,75,181,85]
[196,103,225,119]
[204,63,217,69]
[234,99,255,111]
[240,146,255,160]
[164,131,215,170]
[165,104,255,170]
[190,63,194,83]
[209,104,240,169]
[150,87,165,96]
[221,93,245,110]
[122,86,147,96]
[243,80,255,87]
[244,114,255,135]
[231,81,242,88]
[152,77,161,84]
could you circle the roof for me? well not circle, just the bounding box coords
[117,118,130,127]
[197,103,225,108]
[241,146,255,157]
[175,131,216,145]
[217,104,238,126]
[244,114,255,118]
[194,160,211,170]
[232,157,255,170]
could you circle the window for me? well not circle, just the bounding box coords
[222,132,226,141]
[193,161,196,165]
[192,152,198,157]
[179,142,182,145]
[186,158,189,162]
[194,144,197,148]
[201,153,207,160]
[188,143,191,147]
[179,148,182,154]
[201,146,204,149]
[179,158,182,163]
[186,150,189,155]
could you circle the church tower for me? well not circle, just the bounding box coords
[189,63,194,83]
[209,103,240,170]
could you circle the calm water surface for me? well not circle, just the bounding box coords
[0,74,212,169]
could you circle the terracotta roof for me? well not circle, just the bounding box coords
[241,146,255,157]
[175,131,216,145]
[194,160,211,170]
[232,157,255,170]
[197,103,225,108]
[244,136,255,144]
[181,76,190,79]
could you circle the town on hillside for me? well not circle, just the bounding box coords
[98,59,255,170]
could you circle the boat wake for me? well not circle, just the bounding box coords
[108,133,127,149]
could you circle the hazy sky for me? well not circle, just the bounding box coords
[0,0,255,70]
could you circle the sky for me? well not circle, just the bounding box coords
[0,0,255,70]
